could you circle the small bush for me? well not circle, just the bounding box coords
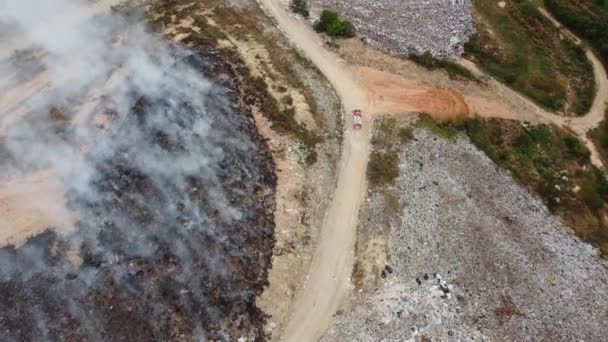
[398,127,414,143]
[409,52,477,82]
[314,10,356,38]
[582,181,604,210]
[563,135,590,162]
[290,0,309,18]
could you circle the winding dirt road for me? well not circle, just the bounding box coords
[458,7,608,167]
[258,0,371,341]
[258,1,608,341]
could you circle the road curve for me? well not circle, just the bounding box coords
[461,7,608,167]
[257,0,371,341]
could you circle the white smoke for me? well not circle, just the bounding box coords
[0,0,243,225]
[0,0,274,339]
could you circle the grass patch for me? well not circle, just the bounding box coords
[545,0,608,72]
[588,108,608,165]
[453,117,608,256]
[409,52,478,82]
[415,113,459,140]
[465,0,595,115]
[367,117,413,187]
[251,78,322,165]
[367,151,399,187]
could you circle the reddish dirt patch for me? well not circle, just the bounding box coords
[355,66,470,121]
[411,88,470,121]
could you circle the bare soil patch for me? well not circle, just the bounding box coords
[0,169,77,246]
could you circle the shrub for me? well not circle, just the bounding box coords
[314,10,356,37]
[563,135,590,162]
[341,20,356,38]
[582,181,604,210]
[314,11,339,32]
[409,52,477,81]
[290,0,309,18]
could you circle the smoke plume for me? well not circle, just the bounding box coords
[0,0,276,340]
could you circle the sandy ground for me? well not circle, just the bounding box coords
[0,0,120,246]
[258,0,372,341]
[0,169,77,246]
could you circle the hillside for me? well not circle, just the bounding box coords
[327,121,608,341]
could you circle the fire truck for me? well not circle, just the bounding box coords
[353,109,362,129]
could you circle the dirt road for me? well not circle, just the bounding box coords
[258,0,371,341]
[257,2,608,340]
[521,8,608,167]
[457,7,608,167]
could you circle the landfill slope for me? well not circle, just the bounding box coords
[313,0,474,58]
[325,129,608,341]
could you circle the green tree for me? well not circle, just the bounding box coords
[314,10,339,32]
[290,0,309,18]
[314,10,356,37]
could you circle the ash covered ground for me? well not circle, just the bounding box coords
[0,1,277,341]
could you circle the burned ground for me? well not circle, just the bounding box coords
[0,35,277,341]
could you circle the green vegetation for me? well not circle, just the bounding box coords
[290,0,309,18]
[409,52,478,82]
[588,109,608,165]
[545,0,608,71]
[314,11,356,38]
[415,113,459,140]
[452,117,608,256]
[465,0,595,115]
[251,77,321,166]
[162,2,342,168]
[367,117,411,187]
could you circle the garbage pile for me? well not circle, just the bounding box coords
[315,0,475,59]
[324,128,608,341]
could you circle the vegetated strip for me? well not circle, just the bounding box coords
[465,0,595,115]
[545,0,608,74]
[367,116,413,188]
[409,52,478,83]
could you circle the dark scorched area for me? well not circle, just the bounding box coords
[0,36,277,341]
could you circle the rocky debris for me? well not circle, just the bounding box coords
[324,128,608,341]
[0,35,276,341]
[313,0,475,59]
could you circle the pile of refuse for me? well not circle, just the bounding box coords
[324,128,608,341]
[314,0,475,59]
